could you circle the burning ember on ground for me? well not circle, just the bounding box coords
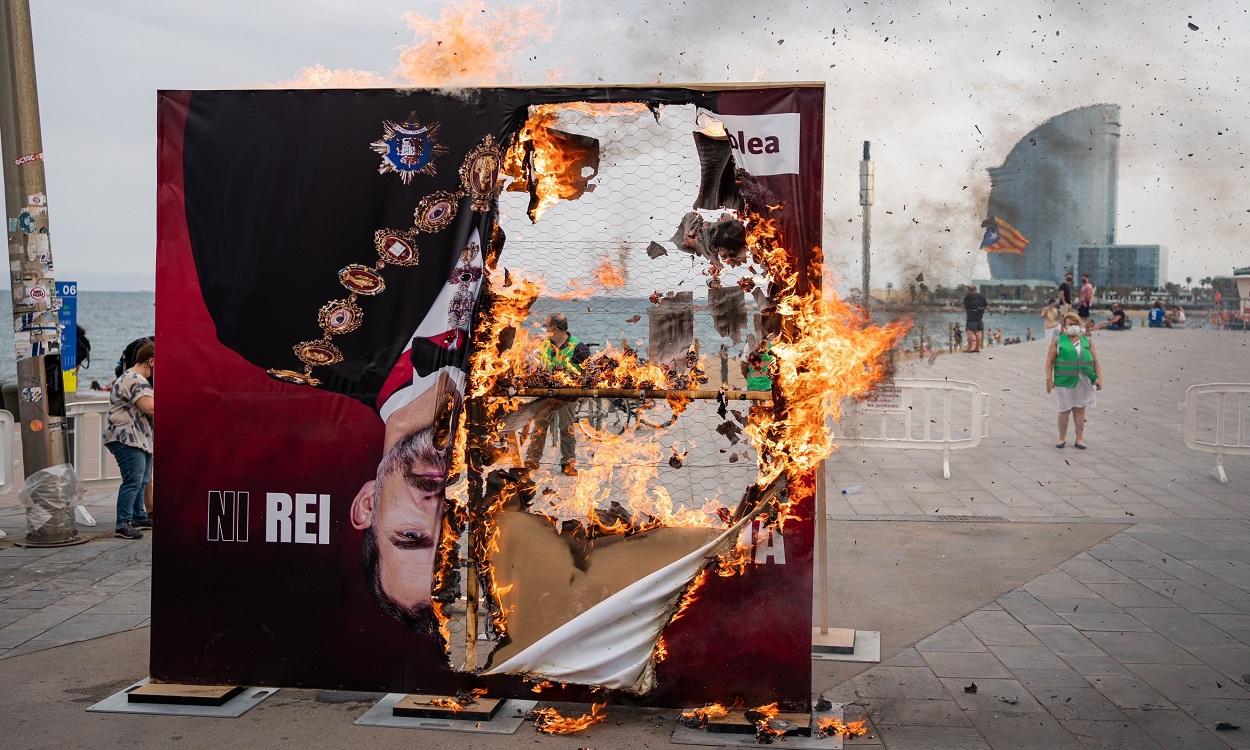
[815,716,870,738]
[678,703,729,728]
[530,701,608,734]
[429,688,488,713]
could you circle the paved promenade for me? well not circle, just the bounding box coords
[0,326,1247,748]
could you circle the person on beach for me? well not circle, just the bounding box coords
[103,341,154,539]
[963,284,987,352]
[1097,303,1130,331]
[1149,301,1166,327]
[952,322,962,351]
[1057,273,1074,314]
[524,313,589,476]
[1166,305,1187,328]
[1040,298,1060,342]
[1046,313,1102,449]
[1078,275,1095,320]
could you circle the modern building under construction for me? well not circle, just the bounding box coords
[985,104,1166,288]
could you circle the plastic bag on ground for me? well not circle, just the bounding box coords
[18,463,80,542]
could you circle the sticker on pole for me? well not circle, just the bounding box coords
[862,384,905,412]
[29,419,44,432]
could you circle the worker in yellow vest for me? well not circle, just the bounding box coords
[1045,312,1103,450]
[525,313,590,476]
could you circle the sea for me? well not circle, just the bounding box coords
[0,292,1080,388]
[0,291,154,388]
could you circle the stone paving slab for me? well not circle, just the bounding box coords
[827,523,1250,748]
[827,330,1249,523]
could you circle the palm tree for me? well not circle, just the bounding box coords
[1186,276,1193,288]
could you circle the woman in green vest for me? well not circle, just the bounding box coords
[1045,312,1103,450]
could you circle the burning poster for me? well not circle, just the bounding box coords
[155,84,904,707]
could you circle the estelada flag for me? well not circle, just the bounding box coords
[980,216,1029,254]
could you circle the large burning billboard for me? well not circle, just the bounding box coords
[154,84,905,708]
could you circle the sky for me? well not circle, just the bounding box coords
[7,0,1249,291]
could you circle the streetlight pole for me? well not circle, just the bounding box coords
[0,0,80,546]
[859,141,873,315]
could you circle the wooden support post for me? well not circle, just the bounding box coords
[815,459,829,634]
[127,683,243,706]
[464,562,479,671]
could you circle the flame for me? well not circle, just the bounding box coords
[394,3,556,87]
[748,702,786,741]
[531,701,608,734]
[530,679,554,694]
[503,102,649,221]
[549,258,628,301]
[679,703,729,728]
[445,112,908,678]
[741,211,910,496]
[273,65,388,88]
[816,716,869,738]
[430,697,465,712]
[274,1,559,88]
[524,423,732,535]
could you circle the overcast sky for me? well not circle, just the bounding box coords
[9,0,1249,290]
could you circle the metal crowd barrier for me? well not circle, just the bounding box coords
[1182,383,1250,484]
[0,410,13,489]
[66,399,122,482]
[836,378,989,479]
[0,403,122,489]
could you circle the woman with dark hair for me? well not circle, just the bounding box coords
[104,341,154,539]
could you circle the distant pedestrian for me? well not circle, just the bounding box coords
[1040,298,1060,342]
[1078,275,1095,320]
[1057,273,1074,314]
[962,284,987,352]
[952,322,963,351]
[104,341,154,539]
[1026,327,1035,342]
[1046,313,1102,450]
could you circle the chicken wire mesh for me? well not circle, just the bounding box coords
[482,102,770,524]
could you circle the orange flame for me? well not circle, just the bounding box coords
[503,102,648,221]
[742,212,910,495]
[550,258,628,300]
[430,697,465,712]
[816,716,869,738]
[531,701,608,734]
[679,703,729,728]
[275,1,559,88]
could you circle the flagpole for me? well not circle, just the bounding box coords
[859,141,873,315]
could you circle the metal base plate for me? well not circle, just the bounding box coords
[14,534,90,548]
[672,703,847,749]
[87,678,275,717]
[355,694,536,733]
[812,630,880,663]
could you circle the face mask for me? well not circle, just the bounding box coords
[1065,325,1083,336]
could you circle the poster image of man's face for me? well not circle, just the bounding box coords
[351,426,447,631]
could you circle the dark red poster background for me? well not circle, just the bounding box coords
[153,85,824,706]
